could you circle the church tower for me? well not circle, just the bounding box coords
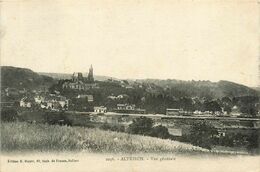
[87,64,94,83]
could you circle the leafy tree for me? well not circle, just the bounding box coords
[246,131,259,154]
[187,121,218,149]
[179,97,193,111]
[240,105,257,117]
[221,96,232,105]
[203,100,221,114]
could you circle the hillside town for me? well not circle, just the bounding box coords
[1,65,260,153]
[3,65,259,116]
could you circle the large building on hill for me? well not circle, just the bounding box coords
[71,65,94,83]
[72,72,84,82]
[62,65,98,91]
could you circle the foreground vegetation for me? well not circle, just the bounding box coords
[1,122,217,154]
[2,109,259,154]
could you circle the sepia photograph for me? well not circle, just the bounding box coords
[0,0,260,171]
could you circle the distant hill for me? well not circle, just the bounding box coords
[252,87,260,92]
[38,72,71,80]
[1,66,258,98]
[136,79,259,98]
[1,66,56,90]
[39,72,118,81]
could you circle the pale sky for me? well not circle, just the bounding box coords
[1,0,259,87]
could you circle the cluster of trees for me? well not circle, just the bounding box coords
[218,132,259,153]
[179,121,259,152]
[127,117,171,139]
[181,121,219,150]
[144,95,217,114]
[69,97,93,112]
[233,96,259,117]
[127,118,259,152]
[144,94,259,116]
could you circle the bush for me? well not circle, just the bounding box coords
[127,117,171,139]
[44,112,72,126]
[1,108,18,122]
[100,123,125,132]
[127,117,153,135]
[150,125,170,139]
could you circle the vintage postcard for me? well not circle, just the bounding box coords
[0,0,259,172]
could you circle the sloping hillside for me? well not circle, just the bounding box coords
[1,66,56,90]
[137,79,258,98]
[217,80,258,97]
[1,122,215,154]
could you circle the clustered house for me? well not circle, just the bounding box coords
[20,94,69,111]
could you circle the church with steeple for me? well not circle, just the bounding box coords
[62,65,98,90]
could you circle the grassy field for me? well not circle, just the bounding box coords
[1,122,231,155]
[1,122,248,155]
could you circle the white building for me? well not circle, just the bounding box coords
[94,106,107,113]
[166,108,182,115]
[117,104,135,110]
[231,105,240,116]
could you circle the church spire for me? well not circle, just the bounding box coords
[87,64,94,83]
